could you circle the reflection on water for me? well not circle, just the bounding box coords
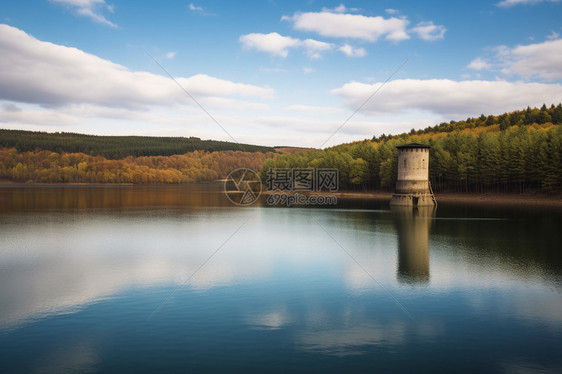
[0,209,270,329]
[0,186,561,373]
[392,206,435,284]
[0,184,229,211]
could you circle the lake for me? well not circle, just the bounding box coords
[0,185,561,373]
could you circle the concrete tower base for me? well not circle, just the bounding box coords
[390,193,436,207]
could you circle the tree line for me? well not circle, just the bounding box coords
[374,103,562,141]
[261,105,562,193]
[1,105,560,191]
[0,148,275,184]
[0,129,275,159]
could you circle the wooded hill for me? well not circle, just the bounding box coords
[0,130,275,158]
[0,148,275,184]
[1,105,561,191]
[0,130,276,183]
[261,104,562,193]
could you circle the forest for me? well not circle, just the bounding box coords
[261,104,562,193]
[0,105,561,192]
[0,148,275,184]
[0,130,274,158]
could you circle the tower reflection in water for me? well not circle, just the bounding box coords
[392,206,436,284]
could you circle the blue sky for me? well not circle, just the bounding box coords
[1,0,561,147]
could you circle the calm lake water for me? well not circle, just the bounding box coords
[0,185,561,373]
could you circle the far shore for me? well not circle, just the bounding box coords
[325,190,562,208]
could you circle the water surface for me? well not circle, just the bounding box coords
[0,185,561,373]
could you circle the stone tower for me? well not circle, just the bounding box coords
[390,143,436,206]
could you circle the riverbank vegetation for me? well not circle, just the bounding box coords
[0,130,274,158]
[0,148,274,184]
[0,105,561,191]
[261,104,562,193]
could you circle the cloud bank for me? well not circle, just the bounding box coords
[281,8,445,43]
[332,79,562,117]
[469,39,562,80]
[0,24,273,110]
[282,10,410,42]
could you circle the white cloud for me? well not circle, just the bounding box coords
[178,74,273,98]
[188,2,203,11]
[239,32,333,59]
[50,0,116,27]
[282,10,410,42]
[497,0,560,7]
[411,21,446,41]
[332,78,562,117]
[301,39,333,59]
[321,4,358,13]
[239,32,301,58]
[468,39,562,80]
[467,57,492,71]
[0,24,273,110]
[0,104,78,126]
[187,2,214,16]
[385,8,399,14]
[546,30,560,40]
[302,67,316,74]
[338,44,366,57]
[164,51,176,59]
[501,38,562,80]
[251,116,386,141]
[240,32,371,59]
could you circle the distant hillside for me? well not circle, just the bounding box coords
[0,148,275,184]
[0,129,275,159]
[2,105,561,190]
[274,146,316,154]
[373,104,562,141]
[261,104,562,193]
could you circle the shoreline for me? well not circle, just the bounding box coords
[326,191,562,208]
[1,181,560,208]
